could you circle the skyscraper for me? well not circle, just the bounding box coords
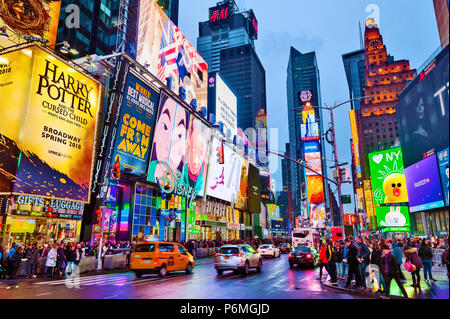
[197,0,267,165]
[342,49,366,111]
[433,0,449,47]
[156,0,179,25]
[286,47,329,224]
[358,19,416,177]
[56,0,121,57]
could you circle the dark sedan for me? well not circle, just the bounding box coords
[278,243,292,254]
[288,246,317,268]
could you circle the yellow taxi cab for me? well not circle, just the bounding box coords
[130,241,194,278]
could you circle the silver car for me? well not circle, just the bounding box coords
[214,244,263,275]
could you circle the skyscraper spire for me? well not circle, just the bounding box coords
[359,21,364,49]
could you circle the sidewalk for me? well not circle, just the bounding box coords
[320,267,449,299]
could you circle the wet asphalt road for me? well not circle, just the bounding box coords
[0,255,368,299]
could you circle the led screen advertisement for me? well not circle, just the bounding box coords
[0,0,61,48]
[111,71,160,176]
[206,136,243,203]
[267,204,280,220]
[209,2,232,28]
[304,141,322,177]
[235,159,249,210]
[368,148,409,206]
[207,72,237,138]
[306,176,324,204]
[405,155,445,212]
[310,203,325,229]
[0,45,101,203]
[136,0,208,110]
[375,206,411,232]
[396,45,449,168]
[248,164,261,213]
[148,93,211,199]
[437,148,449,207]
[301,122,319,141]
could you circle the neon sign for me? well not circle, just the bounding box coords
[209,7,229,24]
[156,161,198,209]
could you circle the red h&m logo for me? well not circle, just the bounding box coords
[210,7,229,23]
[252,17,258,34]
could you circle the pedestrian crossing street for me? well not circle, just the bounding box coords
[32,272,188,288]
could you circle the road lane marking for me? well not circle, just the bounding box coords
[35,292,51,296]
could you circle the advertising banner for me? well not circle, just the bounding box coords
[305,152,322,176]
[310,203,325,229]
[136,0,208,109]
[349,110,362,178]
[306,175,324,204]
[363,180,376,218]
[0,46,101,203]
[235,159,249,210]
[148,93,211,200]
[437,148,449,207]
[248,164,261,213]
[368,148,409,206]
[405,155,445,212]
[302,108,316,124]
[206,136,242,203]
[111,71,159,176]
[267,204,280,220]
[208,73,237,138]
[397,46,449,168]
[301,122,319,141]
[0,0,61,48]
[375,206,410,232]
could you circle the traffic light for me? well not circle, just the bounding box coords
[216,145,224,164]
[111,158,121,180]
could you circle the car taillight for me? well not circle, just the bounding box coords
[233,253,243,257]
[215,253,221,257]
[288,253,293,258]
[306,254,312,258]
[130,259,133,263]
[154,259,158,263]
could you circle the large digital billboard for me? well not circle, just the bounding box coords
[304,141,323,177]
[0,0,61,49]
[147,93,211,198]
[136,0,208,110]
[301,122,320,141]
[235,159,249,210]
[405,155,445,212]
[397,45,449,168]
[0,46,101,203]
[209,2,232,29]
[375,206,411,232]
[306,175,324,204]
[206,136,242,203]
[111,71,159,176]
[248,164,261,213]
[207,72,237,138]
[349,110,362,179]
[267,204,280,220]
[437,148,449,207]
[368,148,409,206]
[310,203,325,229]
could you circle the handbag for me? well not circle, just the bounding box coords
[404,260,416,273]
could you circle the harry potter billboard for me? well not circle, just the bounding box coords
[0,45,101,203]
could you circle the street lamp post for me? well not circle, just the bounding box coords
[290,96,373,237]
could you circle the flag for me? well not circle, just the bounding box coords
[176,46,188,83]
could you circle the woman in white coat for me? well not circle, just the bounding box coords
[45,244,57,278]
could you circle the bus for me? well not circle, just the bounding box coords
[291,228,321,251]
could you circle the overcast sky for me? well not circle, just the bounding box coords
[178,0,441,213]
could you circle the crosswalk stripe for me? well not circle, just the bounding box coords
[34,273,134,286]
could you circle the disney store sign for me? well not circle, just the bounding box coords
[156,161,198,209]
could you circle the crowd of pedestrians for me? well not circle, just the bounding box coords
[0,240,133,280]
[316,235,449,298]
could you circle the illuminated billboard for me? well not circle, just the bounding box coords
[349,110,362,179]
[375,206,411,232]
[207,72,237,137]
[0,0,61,48]
[301,122,319,141]
[306,175,324,204]
[302,108,316,124]
[310,203,325,229]
[209,2,232,28]
[0,45,101,203]
[206,136,243,203]
[147,93,211,198]
[437,148,449,207]
[405,155,445,212]
[267,204,280,220]
[368,148,409,206]
[248,164,261,213]
[397,45,449,168]
[304,147,322,176]
[111,71,160,176]
[136,0,208,110]
[235,159,249,210]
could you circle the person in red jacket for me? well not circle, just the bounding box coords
[317,241,328,281]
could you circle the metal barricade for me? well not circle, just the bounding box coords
[431,248,447,280]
